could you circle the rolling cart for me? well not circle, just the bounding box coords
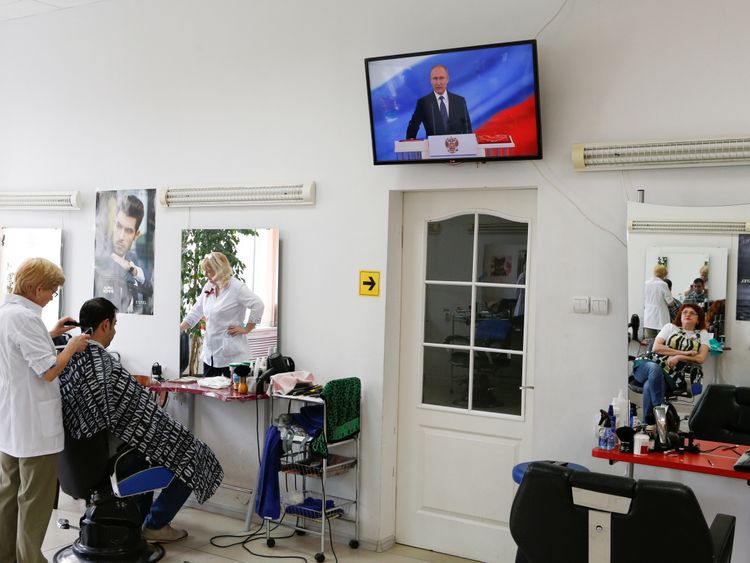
[265,390,360,562]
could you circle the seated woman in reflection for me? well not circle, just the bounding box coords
[630,303,709,422]
[180,252,264,377]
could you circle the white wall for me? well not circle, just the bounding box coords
[3,0,750,556]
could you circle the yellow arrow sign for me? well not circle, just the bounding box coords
[359,270,380,297]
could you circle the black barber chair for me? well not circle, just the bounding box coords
[53,430,168,563]
[510,462,735,563]
[689,384,750,446]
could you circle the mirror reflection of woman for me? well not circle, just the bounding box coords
[630,303,709,422]
[179,252,264,377]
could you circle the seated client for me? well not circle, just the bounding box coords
[58,297,224,542]
[630,303,709,421]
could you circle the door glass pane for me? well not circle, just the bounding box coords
[476,214,528,283]
[421,212,527,415]
[424,285,472,345]
[475,286,524,351]
[426,215,474,282]
[472,351,522,415]
[422,346,468,408]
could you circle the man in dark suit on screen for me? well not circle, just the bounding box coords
[406,64,473,139]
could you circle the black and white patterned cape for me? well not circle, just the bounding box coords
[59,342,223,503]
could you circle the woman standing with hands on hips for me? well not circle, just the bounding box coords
[0,258,90,563]
[180,252,264,377]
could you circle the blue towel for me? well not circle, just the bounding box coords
[255,426,282,519]
[285,496,342,519]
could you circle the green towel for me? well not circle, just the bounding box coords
[311,377,361,458]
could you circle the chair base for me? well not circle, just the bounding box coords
[52,542,164,562]
[53,491,165,562]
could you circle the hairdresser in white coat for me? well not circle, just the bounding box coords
[0,258,89,563]
[180,252,264,377]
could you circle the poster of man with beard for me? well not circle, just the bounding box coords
[93,189,155,315]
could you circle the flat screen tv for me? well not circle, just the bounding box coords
[365,39,542,165]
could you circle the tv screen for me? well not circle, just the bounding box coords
[365,40,542,165]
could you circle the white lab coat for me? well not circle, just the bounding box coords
[182,277,265,367]
[643,277,673,330]
[0,294,62,457]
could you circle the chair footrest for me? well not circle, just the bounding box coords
[112,467,174,497]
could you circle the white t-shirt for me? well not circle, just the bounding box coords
[656,323,710,351]
[182,277,265,367]
[644,277,673,330]
[0,294,62,457]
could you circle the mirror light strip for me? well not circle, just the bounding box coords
[628,220,750,234]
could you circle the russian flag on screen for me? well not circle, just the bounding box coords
[368,43,540,162]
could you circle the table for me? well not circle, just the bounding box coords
[143,378,269,530]
[592,440,750,481]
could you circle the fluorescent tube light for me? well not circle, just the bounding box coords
[159,183,315,207]
[572,137,750,171]
[628,220,750,234]
[0,191,80,210]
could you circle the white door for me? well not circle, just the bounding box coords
[396,188,536,563]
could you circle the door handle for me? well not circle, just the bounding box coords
[518,386,535,390]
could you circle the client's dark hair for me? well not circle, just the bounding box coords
[79,297,118,334]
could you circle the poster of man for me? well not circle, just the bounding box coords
[94,189,155,315]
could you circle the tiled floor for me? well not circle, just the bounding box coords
[43,493,478,563]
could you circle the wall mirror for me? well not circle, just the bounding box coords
[0,227,63,328]
[180,228,279,375]
[626,202,740,420]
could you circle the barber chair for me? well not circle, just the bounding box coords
[510,462,735,563]
[53,430,173,563]
[689,384,750,446]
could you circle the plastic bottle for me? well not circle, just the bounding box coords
[597,409,615,450]
[613,390,629,428]
[607,404,617,449]
[597,410,609,449]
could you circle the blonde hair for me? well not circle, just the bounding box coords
[200,252,232,288]
[653,264,668,279]
[14,258,65,296]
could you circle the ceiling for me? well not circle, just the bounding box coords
[0,0,107,23]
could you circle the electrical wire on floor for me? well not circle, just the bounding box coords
[320,478,339,563]
[209,515,308,562]
[212,399,307,561]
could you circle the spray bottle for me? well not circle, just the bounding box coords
[613,389,629,429]
[598,409,614,450]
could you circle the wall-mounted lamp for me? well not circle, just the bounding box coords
[572,137,750,171]
[159,182,316,207]
[0,191,80,210]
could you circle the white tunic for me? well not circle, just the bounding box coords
[643,277,673,330]
[182,277,265,367]
[0,294,62,457]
